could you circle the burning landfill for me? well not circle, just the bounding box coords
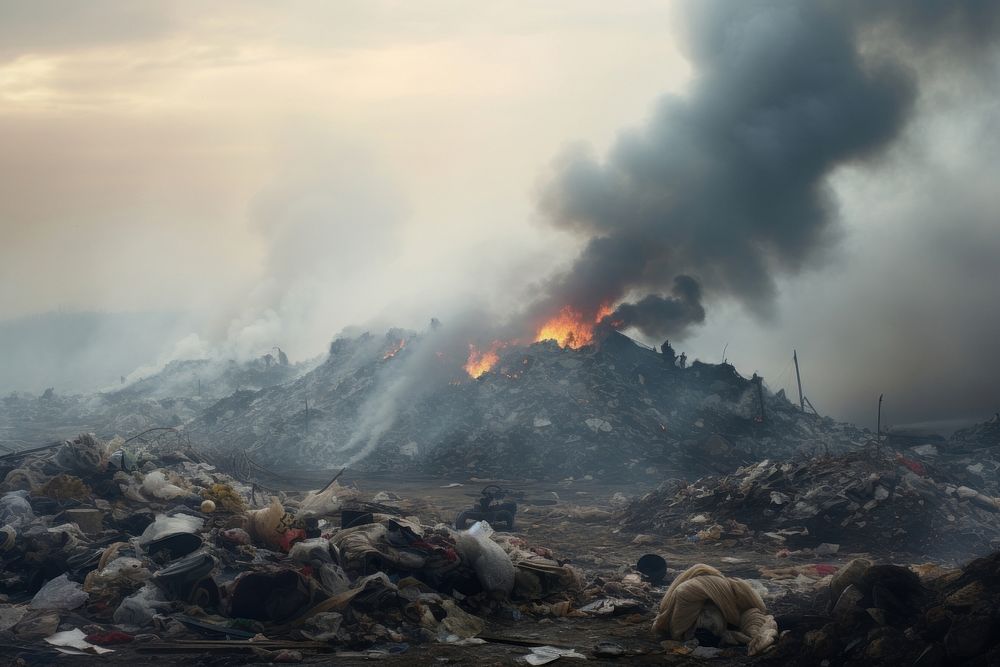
[4,1,1000,665]
[2,325,1000,665]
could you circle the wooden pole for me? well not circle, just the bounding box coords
[877,393,884,459]
[793,349,805,412]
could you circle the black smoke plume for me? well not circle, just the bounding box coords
[607,275,704,340]
[532,0,999,341]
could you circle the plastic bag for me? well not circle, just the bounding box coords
[246,497,295,550]
[422,599,484,640]
[289,538,334,565]
[300,611,344,642]
[84,557,151,593]
[54,433,108,473]
[113,584,170,628]
[141,470,190,500]
[455,521,515,595]
[30,574,89,611]
[0,490,33,528]
[296,486,342,519]
[1,468,43,492]
[317,563,352,595]
[109,449,138,473]
[138,513,203,544]
[47,522,88,551]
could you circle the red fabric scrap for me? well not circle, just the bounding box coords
[279,528,307,552]
[85,631,134,645]
[896,454,926,476]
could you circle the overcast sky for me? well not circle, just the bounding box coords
[1,1,998,430]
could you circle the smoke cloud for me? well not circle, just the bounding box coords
[533,0,999,342]
[609,275,704,340]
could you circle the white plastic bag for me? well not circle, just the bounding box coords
[289,538,334,564]
[296,486,343,519]
[86,557,151,591]
[30,574,88,611]
[141,470,190,500]
[113,584,170,627]
[138,513,203,544]
[317,563,352,595]
[455,521,515,595]
[0,490,33,528]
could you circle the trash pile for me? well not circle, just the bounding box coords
[185,329,869,479]
[0,355,312,454]
[621,450,1000,559]
[765,551,1000,665]
[921,414,1000,496]
[0,434,584,659]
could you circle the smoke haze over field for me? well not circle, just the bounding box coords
[2,1,1000,429]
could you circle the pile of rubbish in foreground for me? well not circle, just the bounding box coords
[0,434,585,660]
[763,552,1000,666]
[622,450,1000,559]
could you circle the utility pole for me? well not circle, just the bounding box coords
[793,349,805,412]
[876,393,884,459]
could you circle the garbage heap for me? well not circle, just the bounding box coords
[764,552,1000,666]
[622,450,1000,559]
[0,356,309,453]
[0,434,583,658]
[186,329,869,479]
[925,414,1000,496]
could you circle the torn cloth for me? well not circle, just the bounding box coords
[652,563,777,656]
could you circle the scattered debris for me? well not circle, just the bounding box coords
[623,450,1000,558]
[766,552,1000,665]
[0,433,583,660]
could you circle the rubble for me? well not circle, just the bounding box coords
[622,450,1000,559]
[0,355,314,454]
[764,552,1000,665]
[185,329,871,479]
[0,433,585,661]
[925,414,1000,496]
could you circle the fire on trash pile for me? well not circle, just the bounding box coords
[185,329,871,480]
[621,449,1000,559]
[0,434,585,661]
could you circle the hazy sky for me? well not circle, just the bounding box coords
[2,1,999,429]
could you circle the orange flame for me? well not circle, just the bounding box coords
[535,303,615,349]
[382,339,406,360]
[464,341,503,378]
